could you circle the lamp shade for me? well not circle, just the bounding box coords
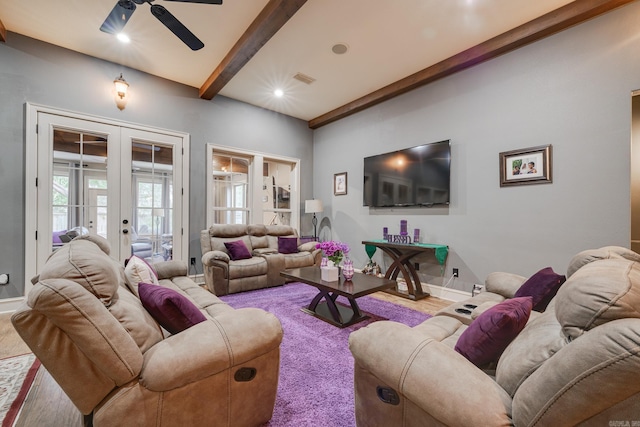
[305,199,323,213]
[153,208,165,217]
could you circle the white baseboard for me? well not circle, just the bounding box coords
[0,297,24,314]
[359,270,473,303]
[422,284,472,302]
[395,279,471,302]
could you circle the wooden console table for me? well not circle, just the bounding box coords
[362,240,449,300]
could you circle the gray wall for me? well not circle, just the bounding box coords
[312,3,640,292]
[0,33,313,299]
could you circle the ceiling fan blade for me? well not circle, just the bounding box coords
[100,0,137,34]
[150,4,204,51]
[162,0,222,4]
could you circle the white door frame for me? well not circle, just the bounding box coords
[206,144,301,230]
[23,103,190,299]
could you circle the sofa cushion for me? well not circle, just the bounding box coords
[138,282,207,335]
[206,225,252,253]
[266,225,297,236]
[247,224,268,236]
[513,267,566,312]
[566,246,640,278]
[556,258,640,340]
[124,255,159,296]
[278,236,298,254]
[250,235,270,250]
[225,240,252,261]
[495,308,567,397]
[283,252,315,269]
[39,237,121,305]
[228,257,269,279]
[455,297,533,367]
[108,287,164,352]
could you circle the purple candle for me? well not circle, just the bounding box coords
[413,228,420,243]
[383,227,388,240]
[400,220,408,236]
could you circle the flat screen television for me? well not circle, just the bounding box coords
[363,140,451,207]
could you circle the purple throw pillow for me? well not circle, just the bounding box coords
[455,296,533,367]
[278,237,299,254]
[52,230,67,244]
[224,240,252,261]
[138,282,207,335]
[513,267,566,312]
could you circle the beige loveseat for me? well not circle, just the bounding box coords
[200,224,321,296]
[12,235,283,427]
[349,246,640,426]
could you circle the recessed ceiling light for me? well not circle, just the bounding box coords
[117,33,130,44]
[332,43,349,55]
[274,89,284,97]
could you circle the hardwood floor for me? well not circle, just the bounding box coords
[0,292,451,426]
[1,313,83,426]
[0,313,31,359]
[369,290,451,314]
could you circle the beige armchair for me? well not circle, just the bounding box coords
[12,235,283,426]
[349,247,640,426]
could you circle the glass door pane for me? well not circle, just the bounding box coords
[131,140,174,262]
[210,153,250,225]
[52,129,108,250]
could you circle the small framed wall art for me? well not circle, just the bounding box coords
[334,172,347,195]
[499,144,552,187]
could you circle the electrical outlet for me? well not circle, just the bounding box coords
[414,262,420,271]
[190,257,196,265]
[452,268,459,277]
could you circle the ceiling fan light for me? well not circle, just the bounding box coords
[116,33,130,43]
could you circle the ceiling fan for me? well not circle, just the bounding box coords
[100,0,222,51]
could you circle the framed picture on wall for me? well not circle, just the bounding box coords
[499,145,552,187]
[334,172,347,195]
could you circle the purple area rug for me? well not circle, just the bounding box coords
[220,282,431,427]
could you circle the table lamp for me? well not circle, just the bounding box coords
[305,199,323,241]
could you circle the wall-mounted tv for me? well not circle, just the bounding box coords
[363,140,451,208]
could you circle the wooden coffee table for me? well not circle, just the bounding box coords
[280,266,397,328]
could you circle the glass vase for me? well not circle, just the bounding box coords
[342,258,355,280]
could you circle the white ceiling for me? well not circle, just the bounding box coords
[1,0,582,122]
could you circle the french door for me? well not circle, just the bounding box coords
[27,106,188,283]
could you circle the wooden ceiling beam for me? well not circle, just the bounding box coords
[199,0,307,100]
[308,0,637,129]
[0,17,7,42]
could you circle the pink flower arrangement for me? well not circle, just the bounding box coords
[316,241,350,266]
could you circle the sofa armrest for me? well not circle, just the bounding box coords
[349,321,512,425]
[297,241,318,252]
[202,250,230,265]
[485,272,527,298]
[471,301,500,320]
[253,248,278,255]
[140,308,283,391]
[153,260,188,280]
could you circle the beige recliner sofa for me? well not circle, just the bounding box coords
[12,234,283,427]
[200,224,321,296]
[349,246,640,426]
